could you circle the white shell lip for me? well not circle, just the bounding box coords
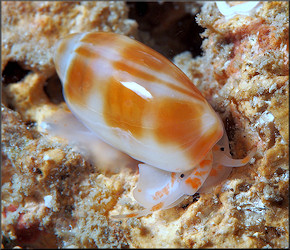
[53,33,84,84]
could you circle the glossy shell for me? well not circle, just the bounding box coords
[54,32,224,173]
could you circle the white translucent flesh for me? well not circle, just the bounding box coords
[213,131,256,167]
[198,132,232,193]
[39,109,137,172]
[133,164,183,209]
[200,128,256,193]
[111,152,213,219]
[216,1,261,20]
[112,127,256,219]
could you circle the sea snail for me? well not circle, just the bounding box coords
[53,32,256,219]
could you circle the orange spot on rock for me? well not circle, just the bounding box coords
[2,204,18,218]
